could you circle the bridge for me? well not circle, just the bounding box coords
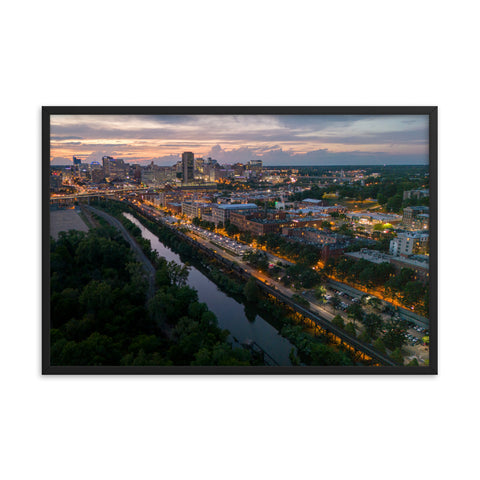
[50,188,152,206]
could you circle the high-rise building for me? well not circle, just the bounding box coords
[182,152,195,183]
[248,159,263,169]
[402,206,429,230]
[389,231,429,256]
[247,159,263,176]
[102,156,127,179]
[73,156,82,165]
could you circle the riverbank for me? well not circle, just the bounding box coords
[95,200,373,366]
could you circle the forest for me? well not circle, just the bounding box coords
[50,224,253,366]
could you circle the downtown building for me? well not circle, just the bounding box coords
[402,206,429,230]
[182,152,195,184]
[389,231,429,256]
[181,201,212,219]
[211,203,259,225]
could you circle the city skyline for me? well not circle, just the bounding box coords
[50,114,429,167]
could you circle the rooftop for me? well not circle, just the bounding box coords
[346,249,429,269]
[404,206,429,212]
[215,203,258,210]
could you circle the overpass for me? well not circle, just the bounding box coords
[50,188,152,206]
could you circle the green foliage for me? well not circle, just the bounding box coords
[321,221,331,229]
[346,303,364,325]
[314,285,327,303]
[373,337,386,354]
[242,250,269,271]
[327,256,428,313]
[383,319,407,350]
[244,277,260,303]
[282,263,322,289]
[332,257,395,288]
[280,325,353,366]
[192,217,216,231]
[361,313,383,339]
[386,193,402,212]
[359,330,371,343]
[344,322,357,337]
[288,166,428,211]
[289,348,300,366]
[390,347,404,365]
[291,293,310,308]
[256,233,321,266]
[330,294,341,312]
[50,221,253,367]
[332,314,345,329]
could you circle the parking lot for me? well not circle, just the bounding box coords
[186,224,252,257]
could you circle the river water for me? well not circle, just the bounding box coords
[124,213,294,365]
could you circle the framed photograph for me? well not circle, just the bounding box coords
[43,106,437,374]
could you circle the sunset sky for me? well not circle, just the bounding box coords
[50,114,429,166]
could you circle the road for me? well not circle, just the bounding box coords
[186,229,339,321]
[134,202,342,322]
[86,206,156,299]
[124,201,399,365]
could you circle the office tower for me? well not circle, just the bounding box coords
[182,152,195,183]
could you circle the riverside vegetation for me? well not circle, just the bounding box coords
[88,200,358,366]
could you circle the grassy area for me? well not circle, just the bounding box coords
[336,199,380,210]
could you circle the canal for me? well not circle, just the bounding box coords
[124,213,295,366]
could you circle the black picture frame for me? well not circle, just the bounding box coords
[43,106,438,375]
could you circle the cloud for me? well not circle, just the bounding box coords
[50,114,429,166]
[51,136,84,141]
[205,145,427,166]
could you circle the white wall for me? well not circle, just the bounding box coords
[1,1,478,479]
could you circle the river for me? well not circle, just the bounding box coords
[124,213,295,365]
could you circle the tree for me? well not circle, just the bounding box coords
[386,194,403,212]
[362,313,383,339]
[367,296,382,310]
[373,337,386,353]
[407,358,419,366]
[330,294,341,313]
[314,285,327,303]
[347,303,363,326]
[344,322,357,337]
[292,293,310,308]
[79,280,114,314]
[167,261,190,287]
[332,314,345,329]
[289,348,300,366]
[383,319,407,350]
[321,221,331,230]
[391,347,404,365]
[244,277,260,303]
[359,330,371,343]
[242,250,269,271]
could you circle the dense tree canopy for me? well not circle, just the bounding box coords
[50,225,253,366]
